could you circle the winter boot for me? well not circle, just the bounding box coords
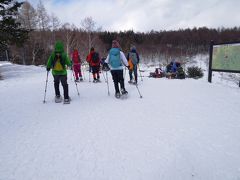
[55,95,62,103]
[115,92,121,99]
[132,81,137,85]
[63,97,71,104]
[121,89,128,95]
[93,78,97,83]
[128,80,133,84]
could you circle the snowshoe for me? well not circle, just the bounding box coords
[75,79,80,82]
[128,80,133,84]
[115,92,121,99]
[121,89,128,99]
[55,95,62,103]
[96,79,101,83]
[93,79,98,83]
[121,89,128,95]
[79,77,83,81]
[63,97,71,104]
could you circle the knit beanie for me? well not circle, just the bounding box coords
[112,40,120,48]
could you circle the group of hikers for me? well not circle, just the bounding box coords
[149,60,186,79]
[46,40,140,103]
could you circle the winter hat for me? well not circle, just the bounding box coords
[90,47,94,52]
[55,41,64,53]
[73,49,78,57]
[130,45,136,51]
[112,40,120,48]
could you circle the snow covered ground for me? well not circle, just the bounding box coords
[0,59,240,180]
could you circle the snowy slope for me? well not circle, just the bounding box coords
[0,61,240,180]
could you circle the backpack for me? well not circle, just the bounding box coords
[128,59,134,70]
[72,54,80,64]
[109,48,122,68]
[129,52,138,65]
[52,52,65,67]
[92,52,99,63]
[176,66,185,79]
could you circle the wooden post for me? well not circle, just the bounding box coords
[208,40,214,83]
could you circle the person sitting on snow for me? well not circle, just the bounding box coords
[149,67,164,78]
[165,60,178,78]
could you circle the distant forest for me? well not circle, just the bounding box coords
[1,1,240,65]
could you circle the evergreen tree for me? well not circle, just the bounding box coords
[0,0,29,50]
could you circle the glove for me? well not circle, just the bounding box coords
[102,63,110,71]
[46,67,50,71]
[127,65,130,70]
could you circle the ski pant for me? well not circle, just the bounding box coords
[129,64,138,82]
[53,75,69,99]
[92,65,100,80]
[73,64,82,80]
[111,69,125,93]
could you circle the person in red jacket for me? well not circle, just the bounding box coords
[86,47,101,83]
[71,49,83,82]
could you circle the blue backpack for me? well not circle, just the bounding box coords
[109,48,122,68]
[129,52,138,65]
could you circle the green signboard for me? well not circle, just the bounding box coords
[212,43,240,71]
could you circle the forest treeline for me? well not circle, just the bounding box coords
[1,0,240,65]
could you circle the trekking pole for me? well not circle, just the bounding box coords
[43,71,49,103]
[81,64,85,80]
[102,69,107,82]
[80,64,85,80]
[135,83,143,98]
[88,64,91,82]
[106,71,110,96]
[71,67,80,96]
[124,66,127,79]
[138,64,143,81]
[71,67,75,81]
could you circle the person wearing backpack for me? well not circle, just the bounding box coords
[104,40,129,98]
[71,49,83,82]
[86,47,101,83]
[127,45,140,84]
[46,41,72,104]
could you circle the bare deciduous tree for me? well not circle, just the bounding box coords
[81,16,99,52]
[50,13,61,43]
[61,23,77,55]
[18,1,37,30]
[50,13,61,30]
[36,0,50,31]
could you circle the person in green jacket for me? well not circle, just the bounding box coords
[46,41,72,103]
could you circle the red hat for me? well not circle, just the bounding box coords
[73,49,78,57]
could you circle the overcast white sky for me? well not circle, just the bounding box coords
[28,0,240,32]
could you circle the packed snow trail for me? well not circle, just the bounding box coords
[0,62,240,180]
